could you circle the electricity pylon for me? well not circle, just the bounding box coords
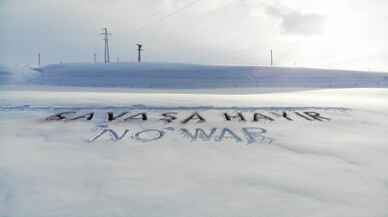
[101,27,112,64]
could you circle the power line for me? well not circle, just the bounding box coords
[134,0,203,31]
[158,0,203,22]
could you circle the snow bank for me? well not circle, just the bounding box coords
[2,63,388,89]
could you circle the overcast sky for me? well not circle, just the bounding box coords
[1,0,388,71]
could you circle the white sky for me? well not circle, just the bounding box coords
[1,0,388,71]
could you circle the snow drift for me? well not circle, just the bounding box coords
[2,62,388,89]
[1,63,388,217]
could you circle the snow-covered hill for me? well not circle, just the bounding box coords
[1,63,388,217]
[2,62,388,89]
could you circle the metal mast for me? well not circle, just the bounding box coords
[137,43,143,63]
[101,27,112,64]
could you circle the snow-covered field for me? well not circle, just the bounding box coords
[1,63,388,217]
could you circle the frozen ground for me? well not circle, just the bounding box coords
[1,63,388,217]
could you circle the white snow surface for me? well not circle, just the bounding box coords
[1,63,388,217]
[3,62,388,90]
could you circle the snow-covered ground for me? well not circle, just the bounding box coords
[4,63,388,89]
[1,63,388,217]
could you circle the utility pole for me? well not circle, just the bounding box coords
[94,53,97,64]
[100,27,111,64]
[270,49,273,66]
[136,43,143,63]
[38,53,41,66]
